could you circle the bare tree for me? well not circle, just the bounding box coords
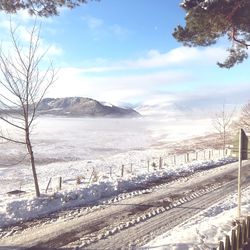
[212,104,235,156]
[237,102,250,132]
[0,22,56,197]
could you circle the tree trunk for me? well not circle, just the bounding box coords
[26,131,40,197]
[223,128,226,157]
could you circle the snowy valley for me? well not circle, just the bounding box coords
[0,115,247,249]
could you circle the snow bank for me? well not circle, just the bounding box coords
[0,157,235,228]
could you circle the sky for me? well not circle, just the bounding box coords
[0,0,250,115]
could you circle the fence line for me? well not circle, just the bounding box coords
[43,148,231,193]
[216,216,250,250]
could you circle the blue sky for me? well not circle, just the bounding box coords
[0,0,249,114]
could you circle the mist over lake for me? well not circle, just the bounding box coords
[0,116,213,167]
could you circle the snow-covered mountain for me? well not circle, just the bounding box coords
[135,100,217,119]
[38,97,141,117]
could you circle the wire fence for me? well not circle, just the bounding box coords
[44,148,231,193]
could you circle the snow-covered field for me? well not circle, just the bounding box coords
[0,116,244,249]
[0,156,233,227]
[0,116,215,195]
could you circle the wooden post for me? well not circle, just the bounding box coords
[247,216,250,239]
[186,153,189,163]
[159,157,162,169]
[45,177,52,194]
[204,150,206,160]
[196,151,198,161]
[219,241,224,250]
[58,177,62,191]
[173,155,176,165]
[121,164,124,177]
[88,168,94,183]
[238,129,243,218]
[231,229,236,250]
[225,235,230,250]
[236,224,242,250]
[147,160,150,172]
[242,220,247,244]
[130,163,133,173]
[208,150,211,160]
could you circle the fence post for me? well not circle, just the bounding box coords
[130,163,133,173]
[147,160,150,172]
[237,224,242,250]
[231,229,237,250]
[88,168,94,183]
[225,235,230,250]
[196,151,198,161]
[121,164,124,177]
[238,129,243,218]
[204,150,206,160]
[209,150,211,160]
[247,216,250,239]
[242,220,247,245]
[159,157,162,169]
[219,241,224,250]
[173,155,176,165]
[45,177,52,194]
[58,177,62,191]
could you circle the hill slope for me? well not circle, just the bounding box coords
[37,97,141,117]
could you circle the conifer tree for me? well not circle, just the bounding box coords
[173,0,250,68]
[0,0,93,17]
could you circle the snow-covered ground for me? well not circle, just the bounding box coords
[0,156,233,228]
[0,116,244,249]
[0,116,216,195]
[144,183,250,250]
[0,116,214,164]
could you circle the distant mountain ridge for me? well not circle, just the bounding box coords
[37,97,141,117]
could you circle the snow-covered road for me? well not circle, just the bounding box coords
[0,160,248,250]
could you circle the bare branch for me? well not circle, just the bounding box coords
[0,116,25,130]
[212,104,235,152]
[0,134,26,144]
[0,153,29,167]
[0,21,56,197]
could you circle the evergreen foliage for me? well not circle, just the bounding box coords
[0,0,93,17]
[173,0,250,68]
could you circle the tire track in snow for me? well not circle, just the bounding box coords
[84,177,248,249]
[1,161,249,249]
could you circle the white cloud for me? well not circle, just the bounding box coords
[47,61,250,117]
[47,66,193,106]
[47,46,228,105]
[109,24,130,37]
[81,46,228,73]
[46,44,63,57]
[81,15,132,39]
[0,16,63,61]
[81,16,104,29]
